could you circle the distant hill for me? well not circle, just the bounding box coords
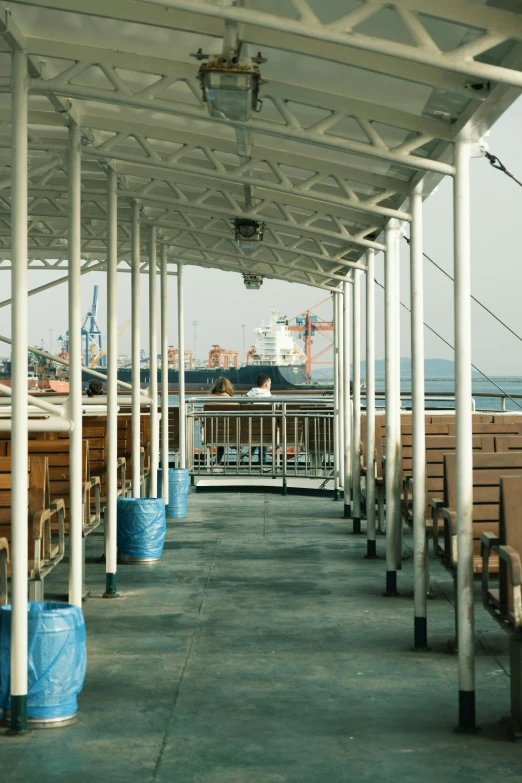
[312,359,479,381]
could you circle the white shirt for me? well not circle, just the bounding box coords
[245,386,271,398]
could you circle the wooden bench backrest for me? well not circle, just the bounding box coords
[498,475,522,611]
[202,404,275,444]
[495,436,522,454]
[0,456,48,552]
[9,440,89,508]
[444,452,522,553]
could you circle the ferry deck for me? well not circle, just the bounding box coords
[0,1,522,781]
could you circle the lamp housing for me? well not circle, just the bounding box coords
[198,56,262,122]
[234,218,265,250]
[242,274,264,291]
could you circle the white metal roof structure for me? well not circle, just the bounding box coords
[3,0,522,738]
[0,0,521,289]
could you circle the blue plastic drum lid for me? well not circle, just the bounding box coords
[0,601,86,721]
[117,497,166,559]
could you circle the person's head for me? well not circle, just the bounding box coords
[86,380,103,397]
[256,373,271,390]
[211,376,234,397]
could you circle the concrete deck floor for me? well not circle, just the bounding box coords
[1,491,521,782]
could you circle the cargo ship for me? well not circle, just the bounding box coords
[118,309,318,391]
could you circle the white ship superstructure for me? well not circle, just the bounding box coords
[251,309,305,367]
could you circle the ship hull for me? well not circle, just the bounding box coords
[115,364,310,391]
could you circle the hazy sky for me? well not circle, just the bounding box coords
[0,95,521,376]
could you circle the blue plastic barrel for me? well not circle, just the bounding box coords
[157,468,190,518]
[0,601,86,727]
[117,497,166,562]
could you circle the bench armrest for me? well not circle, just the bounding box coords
[441,508,457,564]
[481,532,500,611]
[430,497,444,512]
[49,500,66,562]
[499,545,522,628]
[431,500,443,556]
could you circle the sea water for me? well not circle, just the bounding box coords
[169,377,522,412]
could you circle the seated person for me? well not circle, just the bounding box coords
[210,376,234,467]
[86,380,103,397]
[245,373,271,465]
[246,373,271,398]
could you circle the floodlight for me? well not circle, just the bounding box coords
[234,218,265,250]
[243,274,264,290]
[197,56,262,122]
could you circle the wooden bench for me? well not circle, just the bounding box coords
[0,456,65,601]
[403,435,495,530]
[481,475,522,737]
[432,452,522,575]
[80,417,129,502]
[201,403,276,470]
[15,439,102,537]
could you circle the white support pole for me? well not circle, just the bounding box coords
[385,219,400,596]
[333,292,340,500]
[161,245,169,503]
[149,227,159,497]
[411,183,427,648]
[395,228,403,567]
[104,167,118,598]
[67,124,83,608]
[342,280,352,520]
[454,131,476,730]
[338,288,345,494]
[365,250,377,558]
[177,261,186,470]
[9,49,29,734]
[352,269,362,533]
[131,201,141,496]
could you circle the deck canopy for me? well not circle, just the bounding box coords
[0,0,520,289]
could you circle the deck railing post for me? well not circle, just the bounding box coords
[338,288,345,494]
[343,280,352,519]
[149,227,159,497]
[365,250,377,558]
[9,49,29,734]
[131,201,141,497]
[411,183,427,647]
[177,261,186,469]
[67,123,83,607]
[454,130,476,731]
[104,167,118,597]
[395,228,403,567]
[385,219,400,596]
[161,246,169,502]
[333,292,340,500]
[352,269,362,533]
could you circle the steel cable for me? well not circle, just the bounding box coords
[374,278,522,411]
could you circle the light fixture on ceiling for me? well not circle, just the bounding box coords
[192,49,265,122]
[234,218,265,250]
[242,273,264,290]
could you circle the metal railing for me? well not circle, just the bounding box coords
[185,397,335,486]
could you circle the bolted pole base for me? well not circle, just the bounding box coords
[343,503,351,519]
[352,517,361,534]
[364,539,378,559]
[384,570,399,597]
[333,488,339,501]
[456,691,478,733]
[103,572,120,599]
[6,695,29,736]
[413,616,429,650]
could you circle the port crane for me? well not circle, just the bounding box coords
[288,297,333,383]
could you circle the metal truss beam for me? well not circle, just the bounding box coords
[4,0,500,98]
[25,78,455,176]
[80,0,522,89]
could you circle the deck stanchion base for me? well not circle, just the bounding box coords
[365,539,378,559]
[384,570,399,597]
[343,503,351,519]
[352,517,361,534]
[6,695,29,736]
[456,691,478,733]
[103,572,120,599]
[413,616,429,650]
[333,488,339,501]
